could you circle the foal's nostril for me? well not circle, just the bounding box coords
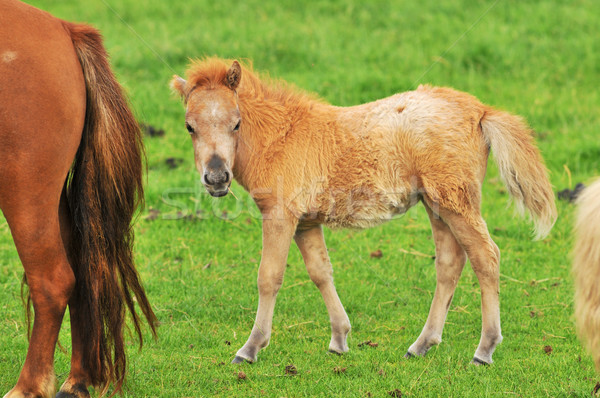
[203,172,211,185]
[224,171,230,182]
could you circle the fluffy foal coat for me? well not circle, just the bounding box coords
[171,58,556,365]
[574,179,600,371]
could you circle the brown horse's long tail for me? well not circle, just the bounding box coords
[480,109,557,240]
[573,179,600,371]
[63,22,157,394]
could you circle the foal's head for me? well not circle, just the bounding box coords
[171,60,242,197]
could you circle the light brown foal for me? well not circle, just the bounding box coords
[171,58,556,366]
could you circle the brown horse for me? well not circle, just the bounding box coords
[171,58,556,365]
[1,1,157,397]
[573,179,600,372]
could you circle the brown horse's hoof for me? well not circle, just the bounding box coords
[56,382,90,398]
[231,355,251,364]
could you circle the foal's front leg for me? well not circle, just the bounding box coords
[232,213,297,363]
[295,225,350,354]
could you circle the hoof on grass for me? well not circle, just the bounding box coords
[471,357,490,366]
[56,390,89,398]
[328,349,343,356]
[231,355,252,364]
[404,351,415,359]
[56,382,90,398]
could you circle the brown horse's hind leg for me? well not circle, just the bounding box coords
[428,201,502,364]
[56,304,90,397]
[295,225,351,354]
[406,202,467,358]
[2,197,75,398]
[57,306,91,397]
[56,191,91,398]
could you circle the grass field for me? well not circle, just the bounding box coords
[1,0,600,396]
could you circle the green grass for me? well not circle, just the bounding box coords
[2,0,600,396]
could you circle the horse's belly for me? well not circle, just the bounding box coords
[318,194,412,229]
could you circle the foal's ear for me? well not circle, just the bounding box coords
[170,75,188,99]
[225,60,242,90]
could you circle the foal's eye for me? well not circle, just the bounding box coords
[233,120,241,132]
[185,123,194,134]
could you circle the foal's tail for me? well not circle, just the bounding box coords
[63,22,157,394]
[480,109,557,240]
[573,180,600,371]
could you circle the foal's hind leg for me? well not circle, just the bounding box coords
[431,203,502,364]
[295,225,351,354]
[406,203,467,358]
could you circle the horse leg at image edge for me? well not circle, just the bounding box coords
[2,196,75,398]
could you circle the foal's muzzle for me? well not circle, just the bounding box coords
[203,170,231,197]
[202,155,231,197]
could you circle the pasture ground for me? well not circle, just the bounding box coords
[1,0,599,396]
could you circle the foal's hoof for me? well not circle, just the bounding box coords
[404,351,415,359]
[471,357,490,366]
[231,355,252,364]
[328,349,344,356]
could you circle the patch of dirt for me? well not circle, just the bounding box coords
[370,249,383,258]
[141,123,165,137]
[145,208,161,221]
[358,340,378,348]
[165,157,184,169]
[285,364,297,375]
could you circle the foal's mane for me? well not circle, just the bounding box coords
[185,57,324,106]
[186,57,233,90]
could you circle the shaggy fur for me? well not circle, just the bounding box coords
[574,179,600,371]
[172,57,557,365]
